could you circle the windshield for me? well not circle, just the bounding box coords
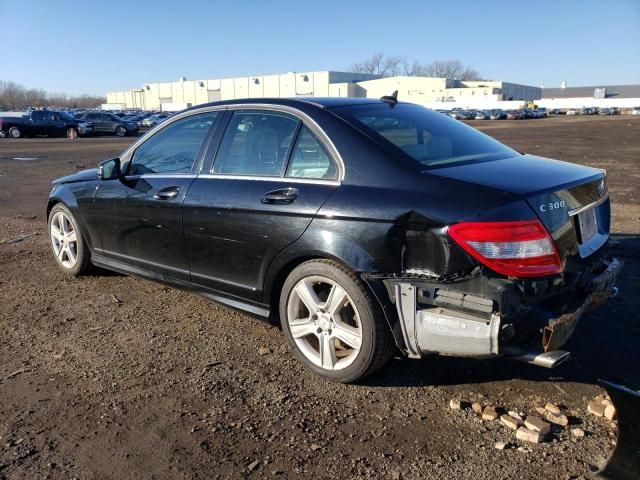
[331,103,518,168]
[58,111,74,120]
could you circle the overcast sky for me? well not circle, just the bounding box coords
[1,0,639,96]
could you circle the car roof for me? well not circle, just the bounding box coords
[184,97,399,113]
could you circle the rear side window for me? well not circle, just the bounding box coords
[332,103,517,168]
[286,126,337,180]
[32,111,46,121]
[128,112,218,175]
[213,110,299,176]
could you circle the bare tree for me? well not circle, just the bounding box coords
[351,55,482,80]
[0,80,105,110]
[351,53,406,77]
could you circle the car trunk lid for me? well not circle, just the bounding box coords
[429,154,610,266]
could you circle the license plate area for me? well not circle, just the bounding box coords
[577,207,598,243]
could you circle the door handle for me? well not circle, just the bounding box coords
[154,186,179,200]
[261,188,298,204]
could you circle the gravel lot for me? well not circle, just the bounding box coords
[0,116,638,479]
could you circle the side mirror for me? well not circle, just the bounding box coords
[97,157,122,180]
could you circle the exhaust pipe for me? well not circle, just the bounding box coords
[505,349,571,368]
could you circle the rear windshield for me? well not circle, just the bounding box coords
[331,103,518,168]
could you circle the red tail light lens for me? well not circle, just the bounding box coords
[448,220,563,278]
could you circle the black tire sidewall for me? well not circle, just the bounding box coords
[48,204,90,276]
[279,261,382,383]
[116,126,126,137]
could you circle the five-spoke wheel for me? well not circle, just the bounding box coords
[287,276,363,371]
[280,260,394,383]
[48,204,91,275]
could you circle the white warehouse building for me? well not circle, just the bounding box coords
[106,70,542,111]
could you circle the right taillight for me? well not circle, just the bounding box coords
[448,220,563,278]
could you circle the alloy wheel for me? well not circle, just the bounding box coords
[50,211,78,269]
[286,275,363,371]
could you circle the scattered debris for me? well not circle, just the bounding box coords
[571,428,585,439]
[545,402,561,415]
[482,406,498,421]
[310,444,321,451]
[89,327,103,332]
[247,459,260,471]
[111,294,123,304]
[258,347,272,356]
[516,426,545,443]
[535,407,547,416]
[508,411,523,422]
[0,233,33,244]
[545,411,569,426]
[6,368,25,379]
[449,399,462,410]
[524,416,551,435]
[604,404,617,421]
[588,400,607,417]
[500,414,522,430]
[494,441,508,450]
[471,402,483,414]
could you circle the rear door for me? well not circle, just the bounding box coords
[48,112,66,136]
[92,111,220,280]
[30,111,49,135]
[183,108,340,303]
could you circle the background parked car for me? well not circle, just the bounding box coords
[0,109,93,138]
[141,113,171,128]
[474,110,489,120]
[631,107,640,116]
[489,109,506,120]
[78,112,139,136]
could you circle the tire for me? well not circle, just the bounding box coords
[279,259,395,383]
[115,126,127,137]
[8,126,21,138]
[48,204,92,276]
[66,127,79,139]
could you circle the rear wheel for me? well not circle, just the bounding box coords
[48,204,91,276]
[66,127,78,139]
[280,259,394,383]
[115,126,127,137]
[8,126,21,138]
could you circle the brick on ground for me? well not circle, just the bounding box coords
[524,416,551,435]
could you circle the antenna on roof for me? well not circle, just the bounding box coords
[380,90,398,106]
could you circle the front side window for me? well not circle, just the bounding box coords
[286,126,337,180]
[332,103,517,168]
[213,110,299,176]
[128,112,218,175]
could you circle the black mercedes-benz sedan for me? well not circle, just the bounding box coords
[47,97,621,383]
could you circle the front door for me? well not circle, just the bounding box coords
[92,111,220,279]
[183,109,340,303]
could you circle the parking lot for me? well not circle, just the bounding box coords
[0,116,638,479]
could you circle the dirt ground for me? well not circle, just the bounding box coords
[0,116,638,480]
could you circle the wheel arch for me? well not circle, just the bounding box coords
[265,252,358,326]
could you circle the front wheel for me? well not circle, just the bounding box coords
[115,126,127,137]
[279,259,395,383]
[8,126,21,138]
[48,204,92,276]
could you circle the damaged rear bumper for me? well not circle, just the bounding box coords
[374,257,622,366]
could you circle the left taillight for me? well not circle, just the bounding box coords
[447,220,563,278]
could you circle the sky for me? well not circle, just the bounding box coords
[1,0,639,96]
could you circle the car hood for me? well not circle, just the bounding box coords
[427,154,603,196]
[52,168,98,185]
